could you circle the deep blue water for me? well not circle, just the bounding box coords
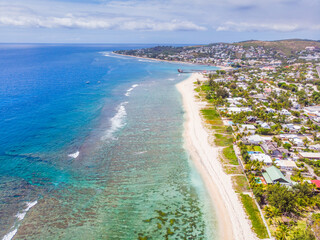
[0,44,218,239]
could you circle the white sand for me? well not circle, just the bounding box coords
[176,73,257,240]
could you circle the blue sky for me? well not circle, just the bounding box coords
[0,0,319,43]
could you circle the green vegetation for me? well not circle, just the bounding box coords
[240,194,269,239]
[208,119,224,126]
[223,145,239,165]
[224,165,242,174]
[235,39,320,57]
[200,108,220,120]
[232,175,250,193]
[246,145,264,153]
[214,134,233,146]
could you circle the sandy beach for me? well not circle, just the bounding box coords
[176,73,257,240]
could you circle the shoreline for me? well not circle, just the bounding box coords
[112,52,233,70]
[176,73,256,240]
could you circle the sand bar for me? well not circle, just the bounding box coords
[176,73,257,240]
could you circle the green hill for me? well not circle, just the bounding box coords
[234,39,320,57]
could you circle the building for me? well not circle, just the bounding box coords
[239,124,256,134]
[246,135,264,145]
[299,152,320,160]
[262,166,291,185]
[261,141,289,158]
[250,153,273,166]
[276,160,297,171]
[311,180,320,191]
[280,109,291,116]
[227,107,252,114]
[260,122,271,129]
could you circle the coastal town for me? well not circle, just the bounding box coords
[117,40,320,239]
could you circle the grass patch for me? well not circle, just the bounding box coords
[247,145,264,153]
[200,85,211,91]
[214,134,233,146]
[211,125,225,130]
[207,120,223,126]
[201,108,220,120]
[223,145,239,165]
[231,175,250,193]
[224,166,242,174]
[240,194,269,239]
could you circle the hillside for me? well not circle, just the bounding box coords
[234,39,320,57]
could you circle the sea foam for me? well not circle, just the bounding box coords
[101,102,128,141]
[2,201,38,240]
[15,201,38,221]
[68,151,80,159]
[2,229,17,240]
[125,84,139,96]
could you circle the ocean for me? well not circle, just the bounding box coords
[0,44,218,239]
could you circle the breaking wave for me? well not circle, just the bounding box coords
[101,102,128,141]
[125,84,139,96]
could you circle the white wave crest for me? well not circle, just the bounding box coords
[68,151,80,159]
[2,229,17,240]
[138,59,155,63]
[134,151,147,155]
[101,102,128,141]
[168,78,175,81]
[100,51,110,57]
[125,84,139,96]
[15,201,38,221]
[3,201,38,240]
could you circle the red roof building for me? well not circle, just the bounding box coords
[311,180,320,189]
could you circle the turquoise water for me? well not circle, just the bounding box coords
[0,45,218,239]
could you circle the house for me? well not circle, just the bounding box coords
[261,122,271,129]
[262,166,291,185]
[239,124,256,134]
[282,124,301,133]
[246,116,257,123]
[252,94,268,102]
[250,153,273,166]
[276,160,297,171]
[227,107,252,114]
[261,141,289,158]
[292,102,301,110]
[310,144,320,151]
[280,109,291,116]
[304,106,320,118]
[266,108,275,114]
[299,152,320,160]
[246,135,264,145]
[291,137,304,147]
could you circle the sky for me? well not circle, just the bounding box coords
[0,0,319,44]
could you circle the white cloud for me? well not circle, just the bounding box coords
[0,0,319,34]
[216,21,320,32]
[0,3,206,31]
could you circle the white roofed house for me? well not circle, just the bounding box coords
[280,109,292,116]
[227,107,251,114]
[291,137,304,147]
[265,108,275,114]
[260,122,271,129]
[250,153,273,166]
[239,124,256,135]
[246,135,264,145]
[299,152,320,160]
[282,124,301,133]
[276,160,297,171]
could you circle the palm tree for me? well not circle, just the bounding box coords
[275,222,290,240]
